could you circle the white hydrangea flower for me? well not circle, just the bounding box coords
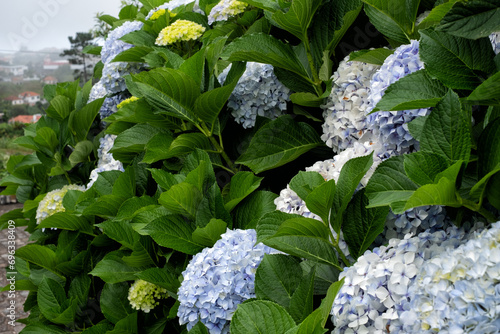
[101,21,144,64]
[405,222,500,333]
[128,280,168,313]
[366,40,427,154]
[36,184,86,224]
[218,62,290,128]
[208,0,248,25]
[321,55,380,152]
[177,229,277,334]
[331,225,474,334]
[87,135,125,188]
[490,32,500,55]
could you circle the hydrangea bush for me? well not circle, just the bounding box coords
[2,0,500,333]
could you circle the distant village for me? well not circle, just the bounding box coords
[0,50,100,125]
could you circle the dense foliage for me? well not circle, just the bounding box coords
[2,0,500,333]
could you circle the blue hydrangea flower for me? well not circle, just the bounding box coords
[101,21,144,64]
[366,40,427,154]
[331,225,474,333]
[404,222,500,333]
[382,205,449,242]
[208,0,248,25]
[490,32,500,55]
[321,55,380,152]
[89,81,107,102]
[99,94,128,120]
[87,135,124,188]
[177,229,277,333]
[101,61,143,95]
[218,62,290,128]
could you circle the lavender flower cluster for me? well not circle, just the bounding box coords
[219,62,290,128]
[330,223,496,333]
[87,134,125,188]
[177,229,276,333]
[490,32,500,55]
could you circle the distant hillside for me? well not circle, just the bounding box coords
[0,81,44,101]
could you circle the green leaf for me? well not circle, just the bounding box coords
[469,163,500,202]
[365,155,418,208]
[69,140,94,167]
[233,191,279,229]
[90,252,147,283]
[224,172,264,212]
[362,0,419,44]
[16,244,58,274]
[91,170,123,196]
[271,0,322,41]
[100,282,135,324]
[34,127,59,153]
[477,117,500,208]
[403,174,461,212]
[437,0,500,39]
[37,212,94,235]
[99,14,118,26]
[159,182,204,218]
[290,92,325,108]
[237,115,323,173]
[309,0,362,69]
[221,33,310,78]
[372,70,448,112]
[70,98,104,142]
[348,48,394,65]
[289,266,315,323]
[403,152,450,186]
[467,70,500,106]
[115,196,158,221]
[112,46,152,62]
[342,190,389,259]
[120,30,156,47]
[289,171,325,201]
[255,254,303,308]
[145,214,204,254]
[241,0,281,11]
[132,68,200,123]
[194,62,245,126]
[111,123,161,163]
[230,300,296,334]
[305,180,336,224]
[265,217,341,269]
[420,89,471,162]
[144,132,211,164]
[38,278,77,325]
[45,95,72,121]
[192,218,227,247]
[331,153,373,233]
[419,29,496,90]
[149,169,185,191]
[83,195,125,218]
[417,1,457,30]
[136,267,181,293]
[83,45,102,55]
[189,321,210,334]
[98,220,140,249]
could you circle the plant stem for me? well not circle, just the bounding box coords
[461,198,497,222]
[303,36,323,95]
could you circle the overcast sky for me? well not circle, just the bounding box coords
[0,0,124,52]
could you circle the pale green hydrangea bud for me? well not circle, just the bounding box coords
[128,280,169,313]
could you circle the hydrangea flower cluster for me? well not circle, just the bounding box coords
[331,225,475,333]
[101,61,143,94]
[218,62,290,128]
[405,222,500,333]
[87,135,125,188]
[321,56,380,152]
[155,20,206,45]
[366,40,427,154]
[35,184,85,224]
[100,21,144,95]
[490,32,500,55]
[208,0,248,25]
[382,205,448,242]
[89,81,107,102]
[100,94,128,120]
[177,229,276,333]
[101,21,144,64]
[128,280,169,313]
